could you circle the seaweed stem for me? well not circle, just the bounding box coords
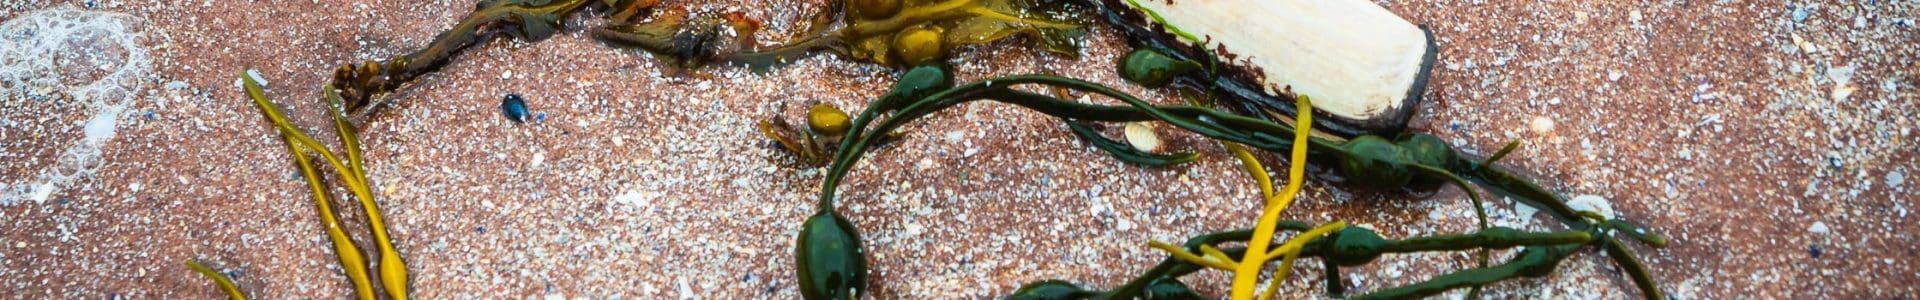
[185,260,250,300]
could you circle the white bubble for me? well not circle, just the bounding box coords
[0,9,152,205]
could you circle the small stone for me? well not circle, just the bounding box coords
[1809,244,1823,258]
[1124,122,1162,153]
[1514,201,1540,224]
[1792,34,1819,53]
[1808,221,1830,235]
[1888,170,1905,189]
[30,183,54,204]
[904,222,924,236]
[244,69,269,87]
[1529,116,1556,134]
[501,94,530,123]
[1791,6,1809,23]
[1567,194,1615,219]
[1832,83,1857,101]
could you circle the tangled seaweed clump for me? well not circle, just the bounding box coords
[191,0,1671,298]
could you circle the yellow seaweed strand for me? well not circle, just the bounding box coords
[324,91,410,300]
[321,114,409,299]
[184,260,250,300]
[324,89,367,180]
[244,73,378,300]
[241,74,368,189]
[1146,240,1237,271]
[1230,95,1313,300]
[283,135,378,300]
[1224,142,1275,199]
[1256,221,1346,300]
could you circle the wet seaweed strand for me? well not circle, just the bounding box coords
[185,260,250,300]
[796,70,1666,298]
[238,74,412,299]
[1117,46,1668,298]
[332,0,596,114]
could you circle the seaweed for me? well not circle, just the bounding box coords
[193,0,1672,298]
[594,0,1088,72]
[332,0,597,114]
[1064,121,1197,167]
[773,61,1667,298]
[234,74,412,299]
[185,259,249,300]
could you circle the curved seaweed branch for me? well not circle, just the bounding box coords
[186,259,250,300]
[333,0,596,114]
[243,73,412,299]
[789,72,1666,298]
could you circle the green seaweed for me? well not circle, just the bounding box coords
[775,71,1666,298]
[796,211,869,300]
[1064,121,1198,167]
[193,0,1672,297]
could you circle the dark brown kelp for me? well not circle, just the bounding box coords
[333,0,597,114]
[598,0,1089,72]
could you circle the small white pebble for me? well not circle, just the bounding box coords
[1567,194,1614,219]
[1808,221,1830,235]
[1124,122,1162,153]
[30,183,55,203]
[1514,201,1540,224]
[245,69,268,86]
[904,222,924,236]
[1529,116,1556,134]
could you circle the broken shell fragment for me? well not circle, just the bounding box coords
[1088,0,1439,137]
[1124,122,1162,153]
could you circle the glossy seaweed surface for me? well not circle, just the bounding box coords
[193,0,1670,299]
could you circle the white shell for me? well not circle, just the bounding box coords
[1125,0,1431,123]
[1124,122,1162,153]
